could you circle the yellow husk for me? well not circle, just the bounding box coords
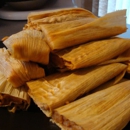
[90,78,128,93]
[52,80,130,130]
[41,9,127,50]
[50,37,130,70]
[27,8,97,22]
[0,72,31,113]
[0,48,45,87]
[24,8,97,30]
[126,63,130,73]
[99,47,130,65]
[27,63,127,117]
[3,29,50,65]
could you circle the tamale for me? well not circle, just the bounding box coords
[27,63,127,117]
[24,8,97,30]
[41,9,127,50]
[0,48,45,88]
[0,72,31,113]
[26,16,97,31]
[50,37,130,70]
[52,80,130,130]
[3,29,50,65]
[27,8,97,22]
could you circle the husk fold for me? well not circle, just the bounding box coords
[0,48,45,87]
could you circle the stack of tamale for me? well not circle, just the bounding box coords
[0,7,130,129]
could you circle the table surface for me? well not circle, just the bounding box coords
[0,0,130,130]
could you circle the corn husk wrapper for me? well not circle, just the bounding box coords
[40,18,96,36]
[24,8,98,30]
[0,72,31,113]
[50,38,130,70]
[27,63,127,117]
[41,9,127,50]
[52,80,130,130]
[99,47,130,65]
[91,69,127,93]
[27,8,97,22]
[0,48,45,88]
[90,78,128,93]
[126,63,130,73]
[3,29,50,65]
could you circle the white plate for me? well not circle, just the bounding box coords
[0,5,50,20]
[0,0,74,20]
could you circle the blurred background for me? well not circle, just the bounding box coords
[72,0,130,24]
[0,0,130,38]
[0,0,130,24]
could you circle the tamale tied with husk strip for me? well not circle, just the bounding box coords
[40,9,127,50]
[27,63,127,117]
[3,29,50,65]
[50,37,130,70]
[52,80,130,130]
[0,48,45,88]
[0,72,31,113]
